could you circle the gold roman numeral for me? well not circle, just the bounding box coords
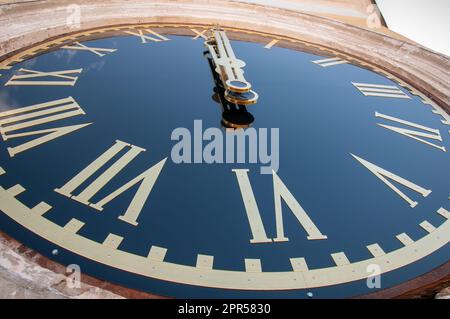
[351,154,431,208]
[62,42,117,57]
[190,29,208,40]
[264,39,279,49]
[55,140,167,226]
[124,29,170,44]
[5,68,83,86]
[312,57,347,67]
[233,169,327,244]
[352,82,411,99]
[375,112,446,152]
[0,97,91,157]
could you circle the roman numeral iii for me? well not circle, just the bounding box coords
[0,97,91,157]
[233,169,327,244]
[55,140,167,226]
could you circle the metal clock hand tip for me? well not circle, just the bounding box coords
[205,27,258,105]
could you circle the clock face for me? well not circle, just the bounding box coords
[0,24,448,298]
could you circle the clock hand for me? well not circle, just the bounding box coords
[204,27,258,105]
[204,50,254,129]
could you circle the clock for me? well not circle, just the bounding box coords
[0,23,448,299]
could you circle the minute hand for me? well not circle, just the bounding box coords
[205,29,258,105]
[212,30,249,91]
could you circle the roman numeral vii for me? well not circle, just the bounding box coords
[55,140,167,226]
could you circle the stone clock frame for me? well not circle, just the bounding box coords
[0,0,448,298]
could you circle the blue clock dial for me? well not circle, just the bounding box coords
[0,25,448,298]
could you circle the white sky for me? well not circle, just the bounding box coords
[376,0,450,57]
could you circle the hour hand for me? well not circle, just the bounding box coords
[204,27,258,105]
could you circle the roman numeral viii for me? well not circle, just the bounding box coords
[55,140,167,226]
[0,97,91,157]
[233,169,327,244]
